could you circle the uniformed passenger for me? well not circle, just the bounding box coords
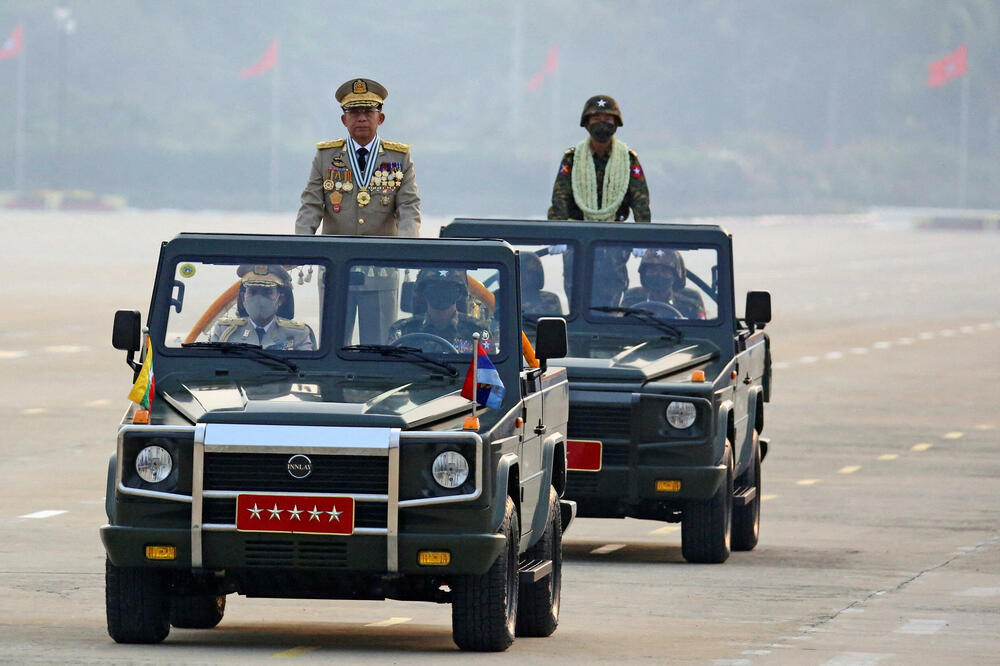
[209,265,315,350]
[295,77,420,344]
[386,268,494,353]
[519,252,562,315]
[621,249,707,319]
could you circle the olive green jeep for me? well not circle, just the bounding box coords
[103,232,573,651]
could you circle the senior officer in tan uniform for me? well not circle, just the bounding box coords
[209,265,315,350]
[295,78,421,343]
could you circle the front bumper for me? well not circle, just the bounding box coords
[568,461,726,504]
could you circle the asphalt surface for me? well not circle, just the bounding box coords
[0,211,998,664]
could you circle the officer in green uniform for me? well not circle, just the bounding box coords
[519,252,562,315]
[210,265,315,350]
[621,249,707,319]
[296,78,421,343]
[386,268,495,353]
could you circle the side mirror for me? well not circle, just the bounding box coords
[112,310,142,351]
[534,317,567,371]
[745,291,771,330]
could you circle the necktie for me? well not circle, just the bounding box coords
[255,327,267,345]
[356,147,368,173]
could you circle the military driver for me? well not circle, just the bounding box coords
[210,265,315,350]
[621,249,707,319]
[386,268,495,353]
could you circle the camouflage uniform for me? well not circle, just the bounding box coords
[620,249,706,319]
[386,312,492,353]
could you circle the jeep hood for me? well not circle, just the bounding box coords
[159,376,471,428]
[556,339,718,383]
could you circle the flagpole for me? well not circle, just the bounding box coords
[268,44,280,212]
[14,36,25,194]
[957,65,969,208]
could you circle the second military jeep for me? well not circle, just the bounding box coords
[103,232,573,651]
[443,219,772,563]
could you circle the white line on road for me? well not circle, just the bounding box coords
[912,443,933,451]
[365,617,412,627]
[19,510,67,519]
[43,345,90,353]
[85,399,111,407]
[895,619,947,635]
[850,347,869,354]
[821,653,891,666]
[942,431,963,439]
[918,332,935,340]
[799,355,819,364]
[0,350,28,359]
[954,587,1000,597]
[824,351,844,360]
[839,465,861,474]
[22,408,47,415]
[762,494,777,501]
[590,544,626,555]
[877,454,899,461]
[271,646,319,658]
[872,341,892,350]
[649,525,679,535]
[796,479,820,486]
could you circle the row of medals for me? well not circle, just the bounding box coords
[324,164,404,208]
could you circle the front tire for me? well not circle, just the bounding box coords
[516,487,562,637]
[681,444,733,563]
[170,594,226,629]
[105,558,170,644]
[452,496,519,651]
[732,431,761,551]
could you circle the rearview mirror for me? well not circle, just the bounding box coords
[534,317,567,371]
[745,291,771,329]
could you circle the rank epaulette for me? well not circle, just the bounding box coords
[217,316,248,325]
[316,139,346,150]
[381,140,410,154]
[277,319,306,329]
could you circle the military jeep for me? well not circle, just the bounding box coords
[443,219,772,563]
[103,232,573,651]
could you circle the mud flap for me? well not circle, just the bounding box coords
[558,499,576,532]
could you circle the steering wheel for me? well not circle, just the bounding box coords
[390,332,460,354]
[631,300,685,320]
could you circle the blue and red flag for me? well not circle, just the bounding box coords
[461,342,505,410]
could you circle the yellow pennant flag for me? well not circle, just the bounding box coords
[127,338,154,409]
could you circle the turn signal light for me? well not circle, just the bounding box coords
[132,409,150,424]
[418,550,451,566]
[145,545,176,560]
[691,370,705,382]
[656,480,682,492]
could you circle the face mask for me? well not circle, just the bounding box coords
[424,284,460,310]
[643,274,673,294]
[588,121,616,143]
[245,293,279,322]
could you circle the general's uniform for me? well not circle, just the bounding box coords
[387,313,496,354]
[209,317,314,350]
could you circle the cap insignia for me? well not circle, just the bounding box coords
[353,79,367,94]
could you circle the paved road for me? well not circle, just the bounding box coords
[0,211,997,664]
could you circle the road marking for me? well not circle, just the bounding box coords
[850,347,869,355]
[85,399,111,407]
[19,510,67,519]
[821,653,891,666]
[896,337,914,345]
[590,543,625,555]
[872,341,892,350]
[0,350,28,359]
[974,423,995,430]
[773,361,791,370]
[911,443,933,451]
[877,454,898,461]
[649,525,679,535]
[713,660,752,666]
[43,345,90,353]
[365,617,411,627]
[799,355,819,364]
[954,587,1000,597]
[796,479,820,486]
[742,649,771,655]
[895,619,947,635]
[959,325,975,334]
[839,465,861,474]
[22,408,47,415]
[942,431,963,440]
[271,646,319,658]
[940,329,956,337]
[979,323,994,330]
[917,332,935,340]
[824,351,843,360]
[762,494,777,501]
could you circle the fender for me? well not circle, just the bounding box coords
[524,432,566,550]
[105,454,117,523]
[735,387,764,476]
[714,399,734,464]
[490,452,520,532]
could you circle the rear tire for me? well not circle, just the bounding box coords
[732,432,761,551]
[516,487,561,637]
[170,594,226,629]
[105,558,170,644]
[452,496,519,651]
[681,444,733,563]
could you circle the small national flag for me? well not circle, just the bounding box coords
[927,44,967,88]
[240,39,278,79]
[461,342,505,410]
[127,338,155,409]
[0,24,23,61]
[525,44,559,92]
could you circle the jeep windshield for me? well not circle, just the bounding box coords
[341,260,506,359]
[163,260,325,352]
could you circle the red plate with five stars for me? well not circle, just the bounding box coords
[235,494,355,535]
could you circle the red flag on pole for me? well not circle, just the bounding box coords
[240,39,279,79]
[525,45,559,92]
[927,44,967,88]
[0,24,23,60]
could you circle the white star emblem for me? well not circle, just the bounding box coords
[655,249,663,256]
[438,269,448,277]
[327,506,343,522]
[268,504,283,520]
[288,505,303,521]
[597,99,607,107]
[247,503,262,519]
[308,505,323,521]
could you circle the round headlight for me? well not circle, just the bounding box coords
[135,445,173,483]
[432,451,470,489]
[665,401,697,429]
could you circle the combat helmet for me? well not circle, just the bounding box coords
[518,252,545,292]
[579,94,623,127]
[413,267,468,312]
[638,249,685,285]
